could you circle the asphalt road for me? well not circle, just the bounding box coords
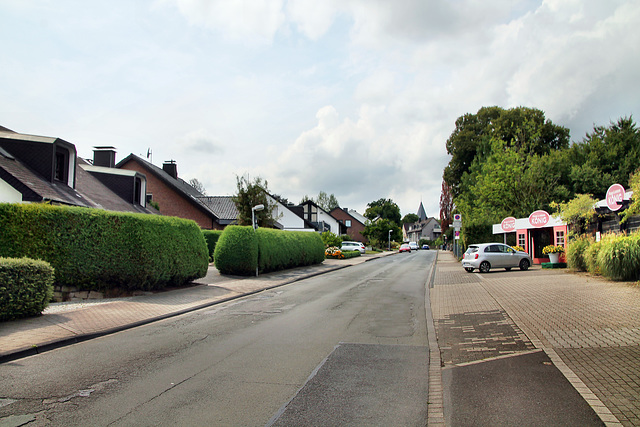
[0,250,434,426]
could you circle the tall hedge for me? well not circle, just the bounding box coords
[0,257,54,321]
[214,226,325,276]
[257,228,324,273]
[214,226,258,275]
[0,203,209,291]
[202,230,224,261]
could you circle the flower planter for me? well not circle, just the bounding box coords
[548,252,560,263]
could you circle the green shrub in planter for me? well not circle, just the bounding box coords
[598,232,640,281]
[0,257,54,321]
[202,230,224,261]
[566,236,592,272]
[214,226,258,276]
[0,203,208,291]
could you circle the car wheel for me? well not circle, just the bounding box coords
[465,267,474,273]
[479,261,491,273]
[505,267,512,271]
[519,259,530,271]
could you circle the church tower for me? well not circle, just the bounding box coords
[417,202,427,221]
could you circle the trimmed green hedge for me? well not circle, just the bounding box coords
[202,230,224,261]
[214,226,258,275]
[1,257,54,321]
[214,226,324,276]
[0,203,209,291]
[257,228,325,273]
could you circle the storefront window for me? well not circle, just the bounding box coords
[518,234,525,248]
[556,230,565,246]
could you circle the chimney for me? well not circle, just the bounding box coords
[162,160,178,179]
[93,146,116,168]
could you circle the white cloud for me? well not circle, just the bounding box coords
[1,0,639,219]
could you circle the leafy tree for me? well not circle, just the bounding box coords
[321,231,342,247]
[567,116,640,198]
[300,191,340,211]
[621,169,640,223]
[439,180,454,232]
[550,194,598,236]
[232,175,276,228]
[188,178,206,195]
[443,106,569,197]
[361,218,401,249]
[364,198,401,225]
[402,213,419,224]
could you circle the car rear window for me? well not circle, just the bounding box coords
[466,246,478,253]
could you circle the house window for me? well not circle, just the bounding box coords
[54,148,68,182]
[134,178,142,205]
[556,230,565,246]
[518,233,525,248]
[345,220,351,227]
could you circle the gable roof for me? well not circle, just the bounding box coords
[198,196,238,225]
[116,153,218,220]
[417,202,427,221]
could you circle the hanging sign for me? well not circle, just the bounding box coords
[528,210,550,228]
[500,217,516,232]
[606,184,625,212]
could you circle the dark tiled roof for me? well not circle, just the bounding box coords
[198,196,238,224]
[0,148,94,207]
[76,158,156,214]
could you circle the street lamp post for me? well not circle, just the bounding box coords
[388,229,393,251]
[252,204,265,276]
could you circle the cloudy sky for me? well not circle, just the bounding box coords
[1,0,638,218]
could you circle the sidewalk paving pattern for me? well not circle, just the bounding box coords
[432,251,640,427]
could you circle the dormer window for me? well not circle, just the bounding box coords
[55,148,68,182]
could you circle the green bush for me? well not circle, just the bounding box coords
[214,226,258,276]
[321,231,342,248]
[0,203,208,291]
[341,250,361,259]
[257,228,325,273]
[0,257,54,321]
[584,239,602,276]
[214,226,325,275]
[202,230,224,261]
[566,235,592,271]
[598,232,640,281]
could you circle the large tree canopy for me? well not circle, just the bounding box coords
[364,198,402,225]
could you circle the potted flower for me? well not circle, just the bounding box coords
[542,245,565,263]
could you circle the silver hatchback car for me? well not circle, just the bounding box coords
[462,243,532,273]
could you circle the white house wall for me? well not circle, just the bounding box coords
[0,178,21,203]
[270,196,315,231]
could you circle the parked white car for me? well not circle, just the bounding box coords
[409,242,419,251]
[341,241,366,254]
[462,243,532,273]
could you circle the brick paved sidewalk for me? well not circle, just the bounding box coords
[0,252,394,363]
[431,251,640,426]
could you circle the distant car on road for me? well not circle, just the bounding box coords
[422,244,429,250]
[341,241,366,254]
[462,243,532,273]
[409,242,419,251]
[399,243,411,253]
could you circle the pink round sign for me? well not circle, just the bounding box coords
[606,184,625,211]
[501,217,516,232]
[528,210,550,227]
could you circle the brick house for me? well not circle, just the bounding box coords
[329,207,368,243]
[117,153,222,229]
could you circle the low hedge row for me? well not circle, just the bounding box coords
[214,226,324,276]
[0,257,54,321]
[0,203,209,291]
[202,230,224,261]
[567,231,640,281]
